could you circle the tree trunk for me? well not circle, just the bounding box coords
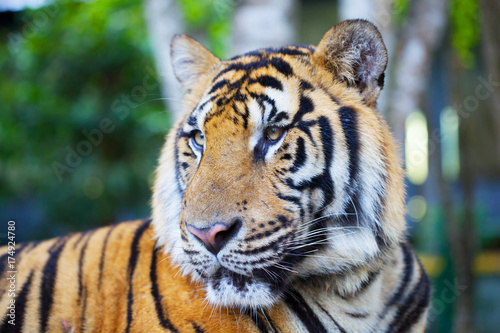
[143,0,185,120]
[230,0,297,56]
[456,121,476,333]
[478,0,500,162]
[387,0,450,147]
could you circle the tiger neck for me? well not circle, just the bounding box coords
[296,242,397,300]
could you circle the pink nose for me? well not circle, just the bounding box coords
[186,221,241,255]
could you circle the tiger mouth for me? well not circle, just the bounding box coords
[204,267,291,308]
[212,267,289,293]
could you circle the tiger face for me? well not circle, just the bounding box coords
[153,20,406,309]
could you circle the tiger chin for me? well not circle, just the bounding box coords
[1,20,431,332]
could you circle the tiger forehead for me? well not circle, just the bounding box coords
[194,48,315,129]
[213,46,314,84]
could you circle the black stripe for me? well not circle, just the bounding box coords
[98,225,116,290]
[77,230,94,330]
[187,115,197,127]
[275,46,313,56]
[273,111,289,123]
[212,61,261,82]
[284,289,327,333]
[80,288,88,332]
[40,237,68,332]
[250,75,283,91]
[258,309,280,333]
[24,241,41,254]
[233,101,250,129]
[203,83,249,124]
[229,46,312,61]
[208,79,229,94]
[402,264,431,331]
[191,322,205,333]
[269,57,293,76]
[317,116,334,177]
[125,220,151,333]
[246,310,270,333]
[290,137,307,173]
[315,301,347,333]
[150,248,179,332]
[252,315,270,333]
[388,262,431,332]
[277,194,303,216]
[345,311,369,318]
[358,270,380,293]
[387,244,414,305]
[258,94,278,123]
[316,116,335,208]
[73,230,89,249]
[379,243,415,321]
[0,271,34,332]
[210,77,247,96]
[338,106,360,189]
[16,271,35,331]
[78,231,94,302]
[292,95,314,125]
[338,269,381,299]
[0,242,29,278]
[337,106,361,227]
[212,56,294,83]
[299,80,313,91]
[295,120,317,143]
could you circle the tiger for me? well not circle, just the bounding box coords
[0,19,431,332]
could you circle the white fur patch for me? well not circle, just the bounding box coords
[205,276,278,309]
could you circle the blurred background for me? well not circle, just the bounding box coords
[0,0,498,331]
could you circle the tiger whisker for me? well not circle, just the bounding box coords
[268,262,297,274]
[259,266,280,282]
[295,212,361,232]
[283,252,367,263]
[295,225,369,237]
[259,257,297,274]
[260,308,272,330]
[287,231,358,250]
[349,196,361,227]
[291,228,361,243]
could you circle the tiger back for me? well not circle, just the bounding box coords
[0,20,430,332]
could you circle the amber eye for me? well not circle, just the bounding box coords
[192,130,205,148]
[265,126,283,141]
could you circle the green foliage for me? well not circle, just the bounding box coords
[0,0,170,240]
[177,0,233,57]
[451,0,480,68]
[392,0,410,25]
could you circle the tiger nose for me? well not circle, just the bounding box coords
[186,219,242,255]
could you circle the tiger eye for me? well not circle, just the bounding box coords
[193,131,205,147]
[265,126,282,141]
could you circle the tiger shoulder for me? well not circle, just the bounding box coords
[0,19,431,332]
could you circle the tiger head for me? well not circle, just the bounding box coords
[153,20,406,309]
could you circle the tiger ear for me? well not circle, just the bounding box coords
[170,34,220,88]
[313,19,388,106]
